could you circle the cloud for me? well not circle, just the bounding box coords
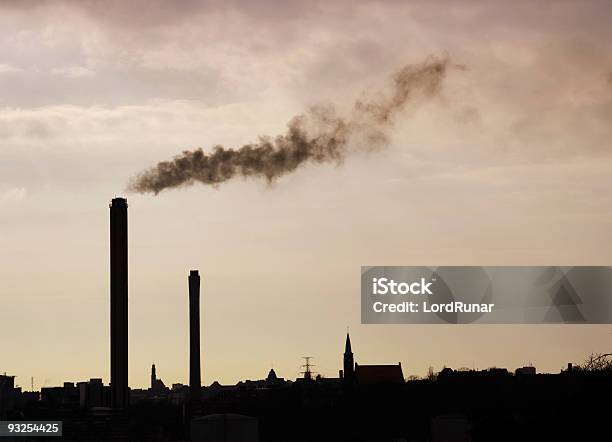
[51,66,95,78]
[0,187,27,204]
[0,99,294,191]
[0,63,23,74]
[0,0,612,193]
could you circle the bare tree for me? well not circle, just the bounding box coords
[426,366,437,382]
[575,353,612,372]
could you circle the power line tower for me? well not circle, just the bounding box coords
[300,356,315,381]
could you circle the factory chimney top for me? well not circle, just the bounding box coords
[109,197,128,208]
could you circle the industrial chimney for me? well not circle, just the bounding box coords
[151,364,156,390]
[189,270,202,403]
[110,197,128,409]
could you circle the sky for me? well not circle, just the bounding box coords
[1,0,612,389]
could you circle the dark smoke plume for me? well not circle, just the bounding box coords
[128,56,452,194]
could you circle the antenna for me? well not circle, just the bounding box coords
[31,376,34,392]
[300,356,316,380]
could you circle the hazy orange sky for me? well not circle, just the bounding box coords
[1,0,611,389]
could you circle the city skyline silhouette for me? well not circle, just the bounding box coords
[1,196,607,396]
[3,194,609,391]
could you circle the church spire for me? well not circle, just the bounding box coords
[345,332,352,355]
[343,332,354,385]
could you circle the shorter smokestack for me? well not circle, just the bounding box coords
[151,364,156,390]
[189,270,201,403]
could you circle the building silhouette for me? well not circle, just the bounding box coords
[189,269,202,404]
[110,197,129,409]
[77,378,107,408]
[0,374,17,418]
[265,368,284,386]
[342,333,354,385]
[342,332,404,385]
[150,364,168,394]
[354,363,404,385]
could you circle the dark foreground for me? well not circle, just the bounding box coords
[2,370,611,442]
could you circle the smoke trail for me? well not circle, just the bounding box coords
[128,56,452,194]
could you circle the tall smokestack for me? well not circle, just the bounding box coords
[110,197,128,409]
[189,270,201,403]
